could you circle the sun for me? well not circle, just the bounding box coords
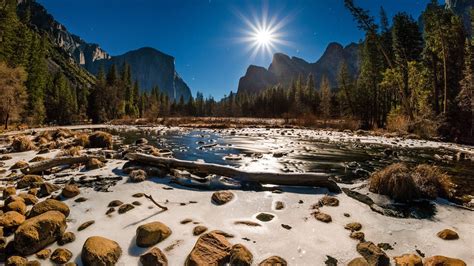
[236,6,291,59]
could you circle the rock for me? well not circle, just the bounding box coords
[193,225,208,236]
[185,230,232,265]
[88,131,113,148]
[135,138,148,145]
[436,229,459,240]
[58,232,76,245]
[10,160,29,170]
[0,155,12,160]
[275,201,285,210]
[14,211,67,255]
[17,175,43,189]
[325,255,338,266]
[356,241,390,266]
[132,193,145,198]
[180,218,193,224]
[85,158,105,170]
[118,203,134,214]
[18,193,38,205]
[129,169,147,182]
[28,188,38,196]
[6,256,27,266]
[345,222,362,232]
[132,201,141,206]
[37,182,60,198]
[106,208,115,215]
[3,187,16,199]
[350,231,365,241]
[423,255,466,266]
[50,248,72,264]
[81,236,122,266]
[377,243,393,250]
[256,213,274,222]
[393,254,422,266]
[319,195,339,207]
[230,244,253,266]
[108,200,123,207]
[313,212,332,223]
[234,221,261,227]
[29,199,70,217]
[78,220,95,231]
[27,260,41,266]
[344,213,351,217]
[74,197,87,202]
[0,211,25,230]
[281,224,292,230]
[211,191,234,205]
[136,221,172,247]
[258,256,288,266]
[61,184,80,198]
[5,200,27,215]
[30,156,47,163]
[140,247,168,266]
[348,257,369,266]
[36,248,51,259]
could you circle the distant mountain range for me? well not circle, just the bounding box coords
[22,0,191,100]
[238,42,359,94]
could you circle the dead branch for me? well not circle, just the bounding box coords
[126,153,340,192]
[144,194,168,211]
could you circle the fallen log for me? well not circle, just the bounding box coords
[21,155,106,174]
[126,153,340,192]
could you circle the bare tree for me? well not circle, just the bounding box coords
[0,62,27,129]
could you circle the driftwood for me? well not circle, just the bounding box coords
[22,155,106,174]
[144,194,168,211]
[126,153,340,192]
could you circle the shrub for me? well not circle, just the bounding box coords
[74,133,90,147]
[369,163,455,202]
[52,128,74,140]
[412,164,454,199]
[386,110,410,134]
[11,136,36,152]
[57,146,82,157]
[369,163,418,202]
[88,131,113,148]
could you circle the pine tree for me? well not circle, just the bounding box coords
[320,76,331,119]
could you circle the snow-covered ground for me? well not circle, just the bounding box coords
[1,126,473,265]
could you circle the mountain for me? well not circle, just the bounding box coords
[21,0,191,100]
[445,0,473,36]
[86,48,192,101]
[237,42,359,94]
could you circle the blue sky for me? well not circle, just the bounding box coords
[38,0,440,99]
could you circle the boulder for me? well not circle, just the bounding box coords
[61,184,80,198]
[436,229,459,240]
[344,222,362,231]
[37,182,60,198]
[10,160,29,170]
[319,195,339,207]
[348,257,369,266]
[36,248,51,259]
[393,254,422,266]
[4,200,27,215]
[129,169,147,183]
[17,175,43,189]
[14,211,67,255]
[193,225,208,236]
[18,193,38,205]
[136,221,172,247]
[118,203,134,214]
[58,232,76,245]
[211,191,234,205]
[230,244,253,266]
[350,231,365,241]
[423,256,466,266]
[258,256,288,266]
[85,158,105,170]
[185,231,232,265]
[88,131,113,148]
[3,187,16,199]
[108,200,123,207]
[313,212,332,223]
[81,236,122,266]
[275,201,285,210]
[135,138,148,145]
[50,248,72,264]
[29,199,70,217]
[256,213,274,222]
[140,247,168,266]
[5,256,27,266]
[78,220,95,231]
[356,241,389,266]
[0,211,25,230]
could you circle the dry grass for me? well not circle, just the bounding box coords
[52,128,74,140]
[11,136,36,152]
[74,133,90,147]
[57,146,82,157]
[369,163,418,202]
[369,163,455,202]
[88,131,113,148]
[387,113,410,134]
